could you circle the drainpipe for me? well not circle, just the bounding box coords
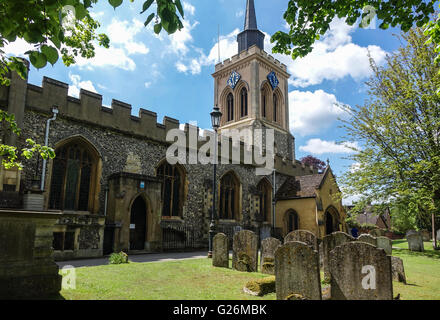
[40,107,59,191]
[104,185,109,217]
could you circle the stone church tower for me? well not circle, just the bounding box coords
[212,0,295,161]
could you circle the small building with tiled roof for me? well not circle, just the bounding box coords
[275,166,347,239]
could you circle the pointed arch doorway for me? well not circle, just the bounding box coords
[129,196,147,250]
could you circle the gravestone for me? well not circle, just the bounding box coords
[212,233,229,268]
[322,232,355,281]
[232,230,258,272]
[369,229,385,237]
[406,230,418,238]
[260,237,281,275]
[284,230,318,250]
[407,233,424,252]
[357,233,377,246]
[275,241,322,300]
[420,229,431,242]
[329,242,393,300]
[376,236,392,255]
[391,256,406,284]
[437,229,440,241]
[260,225,271,242]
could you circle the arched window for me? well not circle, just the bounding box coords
[273,93,278,122]
[240,87,248,117]
[257,179,271,222]
[219,172,240,220]
[227,93,234,122]
[157,162,184,217]
[49,141,97,211]
[286,210,299,233]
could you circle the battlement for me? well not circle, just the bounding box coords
[23,76,182,143]
[214,45,287,73]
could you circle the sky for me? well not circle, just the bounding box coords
[3,0,405,203]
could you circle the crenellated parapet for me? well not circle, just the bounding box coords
[23,76,181,143]
[214,44,288,76]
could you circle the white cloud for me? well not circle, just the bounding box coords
[299,139,359,155]
[68,73,97,98]
[183,1,195,16]
[236,10,244,18]
[107,18,149,55]
[289,89,347,136]
[169,19,199,56]
[3,38,35,57]
[75,46,137,71]
[144,81,152,88]
[268,18,388,87]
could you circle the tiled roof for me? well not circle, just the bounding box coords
[276,173,325,199]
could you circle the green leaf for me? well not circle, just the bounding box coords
[108,0,123,9]
[144,13,155,27]
[41,45,59,66]
[29,51,47,69]
[141,0,154,14]
[75,3,87,20]
[154,23,162,34]
[174,0,184,18]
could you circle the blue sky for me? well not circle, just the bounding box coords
[4,0,404,203]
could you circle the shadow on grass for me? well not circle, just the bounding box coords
[394,247,440,260]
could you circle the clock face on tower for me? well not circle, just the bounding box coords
[267,71,279,90]
[227,71,241,89]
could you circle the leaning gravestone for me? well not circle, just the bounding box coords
[212,233,229,268]
[407,233,424,252]
[260,237,281,275]
[391,256,406,284]
[357,234,377,246]
[322,232,355,281]
[376,236,392,255]
[284,230,318,250]
[232,230,258,272]
[420,229,431,242]
[329,242,393,300]
[275,241,322,300]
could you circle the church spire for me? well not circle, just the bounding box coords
[244,0,258,30]
[237,0,265,52]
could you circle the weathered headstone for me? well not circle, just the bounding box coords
[284,229,318,250]
[260,237,281,275]
[322,231,355,281]
[357,233,377,246]
[391,256,406,284]
[437,229,440,241]
[275,241,322,300]
[212,233,229,268]
[406,230,418,238]
[420,229,431,242]
[329,242,393,300]
[376,236,392,255]
[232,230,258,272]
[407,233,424,252]
[369,229,385,237]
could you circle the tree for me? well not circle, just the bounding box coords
[300,155,327,172]
[340,27,440,247]
[271,0,439,62]
[0,0,185,169]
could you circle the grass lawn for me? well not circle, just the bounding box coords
[60,258,276,300]
[59,241,440,300]
[392,240,440,300]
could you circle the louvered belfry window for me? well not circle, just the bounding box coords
[49,144,93,211]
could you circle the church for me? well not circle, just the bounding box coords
[0,0,347,260]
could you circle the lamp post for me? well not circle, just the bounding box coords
[208,105,222,258]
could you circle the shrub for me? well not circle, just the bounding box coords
[244,276,275,296]
[109,251,129,264]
